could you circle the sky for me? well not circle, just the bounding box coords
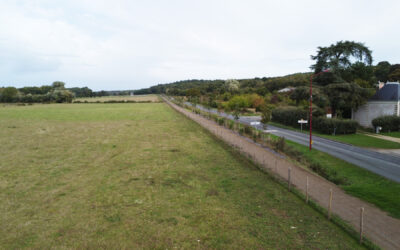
[0,0,399,91]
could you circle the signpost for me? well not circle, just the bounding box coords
[298,119,308,132]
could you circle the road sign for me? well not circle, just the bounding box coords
[298,119,307,132]
[298,119,308,124]
[250,121,260,125]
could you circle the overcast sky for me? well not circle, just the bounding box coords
[0,0,399,91]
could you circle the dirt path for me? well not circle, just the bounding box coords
[164,98,400,250]
[363,132,400,144]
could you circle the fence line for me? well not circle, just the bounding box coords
[163,96,400,250]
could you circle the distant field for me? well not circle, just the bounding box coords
[75,94,160,103]
[0,103,361,249]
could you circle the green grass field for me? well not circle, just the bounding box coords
[0,103,363,249]
[269,122,400,149]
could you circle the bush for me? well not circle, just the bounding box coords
[218,117,225,126]
[272,137,286,151]
[372,115,400,132]
[309,162,348,185]
[228,121,234,130]
[271,107,308,128]
[244,125,253,136]
[314,118,358,135]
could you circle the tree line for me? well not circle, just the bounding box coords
[137,41,400,119]
[0,82,95,103]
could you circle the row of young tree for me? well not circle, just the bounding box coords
[140,41,399,119]
[0,82,95,103]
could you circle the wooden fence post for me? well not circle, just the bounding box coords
[328,188,333,220]
[306,176,309,203]
[360,207,364,244]
[288,167,292,191]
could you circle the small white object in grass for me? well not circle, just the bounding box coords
[291,226,296,229]
[134,199,143,204]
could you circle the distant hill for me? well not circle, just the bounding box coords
[134,72,312,95]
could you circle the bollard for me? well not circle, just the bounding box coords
[288,167,292,191]
[360,207,364,244]
[306,176,309,203]
[328,188,333,220]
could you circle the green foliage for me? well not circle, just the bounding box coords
[388,68,400,81]
[52,81,66,89]
[323,82,373,117]
[0,87,18,102]
[227,95,249,110]
[271,107,308,128]
[243,125,253,136]
[374,61,391,82]
[309,163,348,185]
[260,104,272,124]
[224,79,240,93]
[372,115,400,132]
[314,118,358,135]
[272,137,286,151]
[311,40,373,82]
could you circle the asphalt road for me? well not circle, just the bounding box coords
[186,102,400,183]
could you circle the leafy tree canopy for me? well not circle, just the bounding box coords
[311,41,373,83]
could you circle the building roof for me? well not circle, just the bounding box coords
[370,82,400,101]
[277,87,295,93]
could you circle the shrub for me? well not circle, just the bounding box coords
[228,121,234,129]
[314,118,358,134]
[244,125,253,136]
[309,162,348,185]
[372,115,400,132]
[272,137,286,151]
[218,117,225,126]
[271,107,308,128]
[239,126,244,135]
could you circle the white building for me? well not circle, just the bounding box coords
[277,87,295,93]
[352,82,400,128]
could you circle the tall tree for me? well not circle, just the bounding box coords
[323,83,373,118]
[311,41,373,82]
[374,61,391,82]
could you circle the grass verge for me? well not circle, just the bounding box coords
[280,138,400,219]
[269,122,400,149]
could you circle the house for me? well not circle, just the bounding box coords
[352,82,400,127]
[277,87,295,93]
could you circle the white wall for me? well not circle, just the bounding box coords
[352,101,399,127]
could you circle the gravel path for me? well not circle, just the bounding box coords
[164,98,400,250]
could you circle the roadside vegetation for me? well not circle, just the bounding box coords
[382,131,400,138]
[269,122,400,149]
[0,103,363,249]
[179,102,400,220]
[137,41,400,138]
[283,138,400,219]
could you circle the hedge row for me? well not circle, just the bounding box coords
[372,115,400,132]
[271,107,308,128]
[313,118,358,134]
[272,107,358,134]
